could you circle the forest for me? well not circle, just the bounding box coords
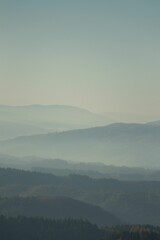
[0,215,160,240]
[1,168,160,225]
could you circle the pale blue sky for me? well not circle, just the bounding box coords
[0,0,160,114]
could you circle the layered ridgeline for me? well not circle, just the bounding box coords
[1,122,160,167]
[1,104,156,140]
[1,155,160,181]
[0,105,112,140]
[0,196,119,226]
[1,168,160,225]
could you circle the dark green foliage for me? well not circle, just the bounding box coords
[0,215,105,240]
[1,168,160,224]
[0,196,120,226]
[0,216,160,240]
[105,225,160,240]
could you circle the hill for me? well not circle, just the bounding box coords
[1,168,160,225]
[147,120,160,126]
[0,154,160,181]
[1,123,160,167]
[0,196,120,226]
[0,105,111,140]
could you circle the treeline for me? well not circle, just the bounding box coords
[1,167,160,225]
[2,167,160,190]
[2,154,160,181]
[0,215,160,240]
[0,215,105,240]
[106,225,160,240]
[0,196,120,226]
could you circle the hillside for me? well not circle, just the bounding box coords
[0,105,111,140]
[1,168,160,225]
[1,123,160,167]
[147,120,160,126]
[0,216,106,240]
[0,196,120,226]
[0,215,160,240]
[0,155,160,181]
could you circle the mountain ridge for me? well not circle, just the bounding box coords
[1,122,160,167]
[0,195,120,226]
[0,104,113,140]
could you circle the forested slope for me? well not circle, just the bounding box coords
[0,168,160,224]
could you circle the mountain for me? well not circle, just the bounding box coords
[104,112,158,123]
[147,120,160,126]
[1,167,160,225]
[0,105,112,140]
[0,121,47,140]
[0,155,160,181]
[0,196,120,226]
[1,122,160,167]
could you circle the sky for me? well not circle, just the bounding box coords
[0,0,160,115]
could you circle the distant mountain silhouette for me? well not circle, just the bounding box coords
[0,105,112,140]
[1,122,160,167]
[147,120,160,125]
[1,154,160,181]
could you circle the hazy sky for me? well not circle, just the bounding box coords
[0,0,160,114]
